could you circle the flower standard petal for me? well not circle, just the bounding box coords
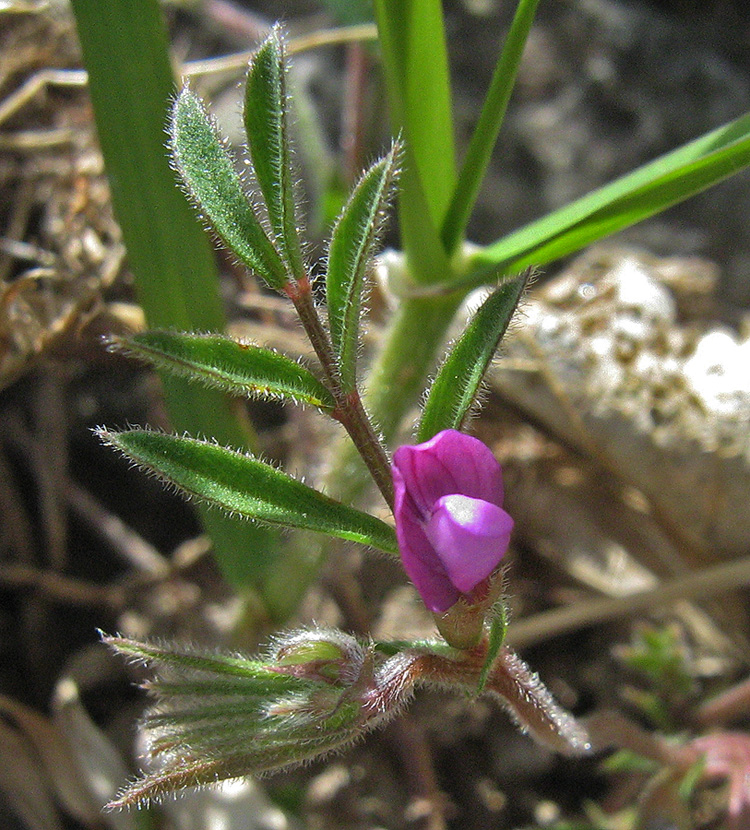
[392,430,504,515]
[425,495,514,593]
[393,464,460,614]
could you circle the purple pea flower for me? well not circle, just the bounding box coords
[392,429,514,614]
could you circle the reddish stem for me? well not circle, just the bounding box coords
[283,276,394,508]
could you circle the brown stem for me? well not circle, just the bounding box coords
[284,276,394,508]
[409,645,592,758]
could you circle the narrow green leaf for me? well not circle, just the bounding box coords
[326,147,398,391]
[112,331,335,411]
[103,636,289,684]
[69,0,283,606]
[170,88,291,290]
[477,602,508,694]
[244,27,304,279]
[441,0,541,255]
[417,271,528,443]
[466,111,750,283]
[98,430,398,554]
[374,0,455,285]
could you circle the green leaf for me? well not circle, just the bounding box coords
[244,27,304,280]
[103,636,297,686]
[98,430,398,554]
[170,87,291,290]
[466,111,750,283]
[477,601,509,694]
[417,271,528,443]
[373,0,454,285]
[112,331,335,411]
[441,0,541,255]
[326,147,398,391]
[69,0,283,606]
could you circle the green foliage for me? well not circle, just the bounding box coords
[98,429,398,554]
[616,623,698,734]
[467,111,750,283]
[441,0,541,254]
[171,88,290,289]
[618,624,696,700]
[477,600,509,694]
[243,27,304,280]
[326,146,398,391]
[69,0,281,601]
[373,0,454,286]
[111,331,335,411]
[417,270,529,443]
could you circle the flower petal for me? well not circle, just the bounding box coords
[425,494,513,594]
[393,466,460,614]
[392,430,504,517]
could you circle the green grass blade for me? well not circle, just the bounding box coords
[98,430,399,555]
[374,0,454,284]
[244,28,304,280]
[417,271,528,443]
[441,0,541,255]
[467,111,750,281]
[171,88,291,290]
[111,332,335,411]
[326,147,398,391]
[69,0,283,607]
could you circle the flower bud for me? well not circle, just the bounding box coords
[271,629,365,684]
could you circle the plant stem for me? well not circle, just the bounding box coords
[284,277,394,507]
[487,648,591,757]
[397,643,591,758]
[329,292,463,502]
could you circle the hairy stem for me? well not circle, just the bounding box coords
[284,276,394,507]
[328,292,463,503]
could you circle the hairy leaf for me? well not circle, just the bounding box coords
[244,27,304,280]
[98,430,398,553]
[170,88,290,289]
[112,331,335,410]
[326,147,398,391]
[417,270,529,442]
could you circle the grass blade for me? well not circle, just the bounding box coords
[441,0,541,255]
[467,111,750,282]
[69,0,283,603]
[373,0,454,284]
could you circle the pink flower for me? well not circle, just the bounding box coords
[392,429,514,614]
